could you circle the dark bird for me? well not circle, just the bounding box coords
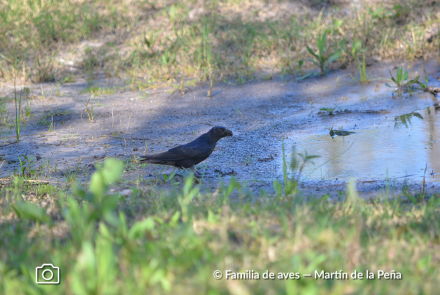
[140,126,233,177]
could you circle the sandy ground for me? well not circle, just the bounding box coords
[1,59,440,199]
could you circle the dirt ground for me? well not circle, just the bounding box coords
[1,59,440,199]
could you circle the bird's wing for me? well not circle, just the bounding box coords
[141,140,213,161]
[168,140,213,159]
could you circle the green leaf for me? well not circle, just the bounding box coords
[317,33,327,55]
[406,194,417,204]
[307,58,319,67]
[325,49,341,65]
[306,46,318,59]
[402,69,409,81]
[352,39,362,55]
[169,211,181,226]
[13,202,50,223]
[102,159,124,184]
[101,195,120,213]
[296,72,315,80]
[333,19,343,28]
[407,76,419,85]
[90,158,123,200]
[396,67,402,82]
[385,83,393,88]
[388,70,394,80]
[90,173,106,200]
[128,217,155,239]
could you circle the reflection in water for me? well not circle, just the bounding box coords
[293,106,440,182]
[394,112,423,128]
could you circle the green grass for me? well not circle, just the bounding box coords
[1,159,440,294]
[38,109,71,126]
[81,86,116,96]
[0,0,439,85]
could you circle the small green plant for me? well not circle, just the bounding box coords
[33,55,55,83]
[273,142,296,198]
[386,67,419,95]
[306,32,342,75]
[82,47,100,84]
[161,50,176,67]
[56,83,61,96]
[65,166,80,183]
[48,118,54,132]
[84,96,96,122]
[24,100,31,117]
[162,171,177,182]
[418,77,429,90]
[63,74,75,83]
[351,39,369,84]
[290,147,321,181]
[320,107,336,115]
[298,59,304,75]
[14,87,23,143]
[15,155,37,178]
[81,86,115,96]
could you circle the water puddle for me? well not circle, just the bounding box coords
[292,106,440,182]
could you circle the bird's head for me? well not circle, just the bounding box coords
[209,126,233,142]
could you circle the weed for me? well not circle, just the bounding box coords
[65,165,81,184]
[306,32,342,75]
[386,67,419,96]
[298,59,304,76]
[15,155,37,178]
[83,96,96,122]
[56,82,61,96]
[38,109,71,126]
[273,142,300,198]
[63,74,75,83]
[82,47,100,84]
[320,107,336,115]
[24,100,31,117]
[289,146,321,181]
[418,77,429,91]
[48,116,54,132]
[350,39,370,84]
[81,86,115,96]
[162,171,177,183]
[33,55,55,83]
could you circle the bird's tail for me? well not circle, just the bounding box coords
[139,155,158,162]
[139,153,172,164]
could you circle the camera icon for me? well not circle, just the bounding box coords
[35,264,60,285]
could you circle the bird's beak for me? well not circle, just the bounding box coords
[225,129,233,137]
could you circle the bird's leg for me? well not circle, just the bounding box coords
[190,165,202,178]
